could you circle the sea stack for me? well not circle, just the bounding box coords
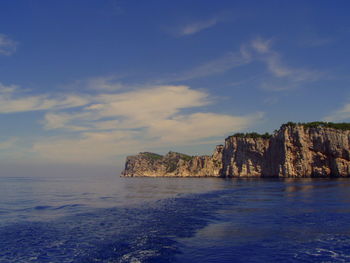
[122,122,350,177]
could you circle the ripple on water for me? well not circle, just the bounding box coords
[0,191,227,262]
[1,179,350,262]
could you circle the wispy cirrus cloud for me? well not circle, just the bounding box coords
[298,28,336,47]
[251,37,272,54]
[323,102,350,122]
[0,83,89,113]
[86,76,124,91]
[0,34,18,56]
[63,75,126,91]
[178,18,218,36]
[250,37,322,82]
[160,37,322,89]
[301,36,335,47]
[162,51,252,82]
[236,37,324,91]
[170,12,232,37]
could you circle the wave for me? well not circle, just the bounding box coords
[0,190,230,262]
[34,205,52,210]
[1,184,350,262]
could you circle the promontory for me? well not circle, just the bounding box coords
[122,122,350,178]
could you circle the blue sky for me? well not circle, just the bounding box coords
[0,0,350,171]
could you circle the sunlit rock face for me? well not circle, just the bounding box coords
[222,136,270,177]
[274,125,350,177]
[222,125,350,177]
[122,146,223,177]
[122,124,350,177]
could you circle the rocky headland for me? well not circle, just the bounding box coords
[122,122,350,178]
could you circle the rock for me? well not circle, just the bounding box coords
[122,146,223,177]
[122,123,350,177]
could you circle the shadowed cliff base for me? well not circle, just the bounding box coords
[122,122,350,178]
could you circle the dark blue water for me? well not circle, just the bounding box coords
[1,175,350,262]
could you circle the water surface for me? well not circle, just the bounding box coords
[1,175,350,262]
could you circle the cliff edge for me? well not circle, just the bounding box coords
[122,122,350,177]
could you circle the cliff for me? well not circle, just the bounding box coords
[122,122,350,177]
[122,147,223,177]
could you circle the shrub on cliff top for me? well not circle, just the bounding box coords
[141,152,163,160]
[283,121,350,130]
[229,121,350,140]
[231,132,272,139]
[178,153,194,161]
[166,151,194,161]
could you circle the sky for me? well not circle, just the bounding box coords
[1,0,350,174]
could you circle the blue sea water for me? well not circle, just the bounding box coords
[1,174,350,262]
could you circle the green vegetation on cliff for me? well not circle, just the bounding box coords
[176,153,194,162]
[283,121,350,130]
[165,152,194,172]
[141,151,194,162]
[231,132,272,139]
[141,152,163,160]
[229,122,350,140]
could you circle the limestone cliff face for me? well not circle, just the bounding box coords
[122,124,350,177]
[222,125,350,177]
[122,146,223,177]
[222,136,270,177]
[271,125,350,177]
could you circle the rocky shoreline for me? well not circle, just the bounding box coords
[122,122,350,177]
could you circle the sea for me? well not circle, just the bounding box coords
[1,174,350,263]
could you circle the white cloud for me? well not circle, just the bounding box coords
[148,112,262,143]
[42,85,213,132]
[251,37,272,54]
[159,36,321,86]
[0,94,89,113]
[0,83,89,113]
[0,83,18,93]
[0,34,18,56]
[263,51,320,81]
[59,75,126,92]
[32,85,261,163]
[43,112,93,130]
[178,18,218,36]
[323,102,350,122]
[0,35,326,164]
[171,12,233,37]
[84,76,124,91]
[248,37,323,91]
[96,85,209,116]
[33,112,259,164]
[162,50,252,82]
